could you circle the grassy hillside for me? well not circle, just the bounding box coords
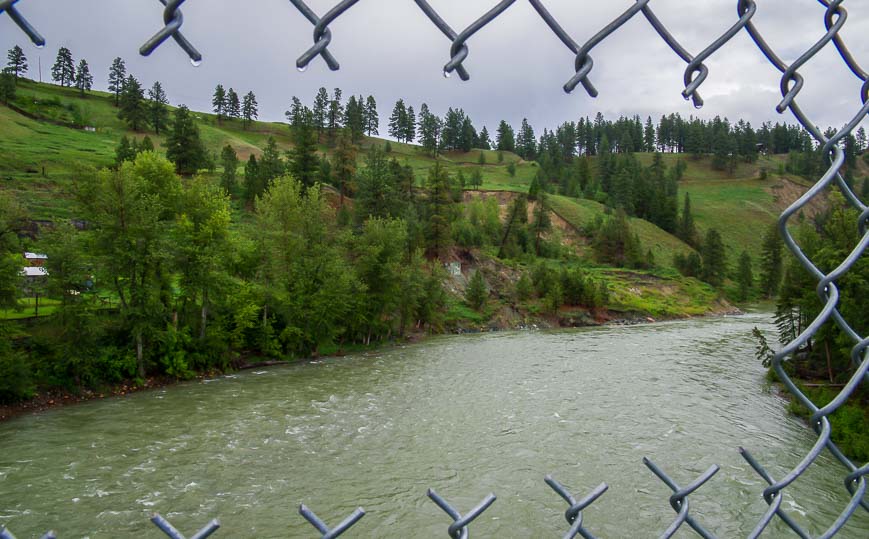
[0,80,801,269]
[0,80,537,219]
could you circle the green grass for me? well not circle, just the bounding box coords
[549,195,695,268]
[593,267,720,317]
[1,80,540,218]
[0,297,60,320]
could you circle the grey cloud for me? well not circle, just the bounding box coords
[1,0,866,136]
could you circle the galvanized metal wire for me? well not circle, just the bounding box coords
[1,0,867,536]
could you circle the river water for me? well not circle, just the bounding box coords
[1,312,867,538]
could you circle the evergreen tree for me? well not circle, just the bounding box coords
[593,209,643,268]
[759,224,783,297]
[343,95,366,143]
[425,162,454,259]
[644,116,656,152]
[212,84,227,123]
[0,71,14,104]
[856,126,866,153]
[326,88,343,145]
[114,135,137,166]
[496,120,515,152]
[148,81,170,135]
[389,99,407,141]
[165,105,208,175]
[74,59,92,96]
[404,105,416,143]
[465,270,488,311]
[108,57,126,106]
[479,126,492,150]
[355,146,400,222]
[289,107,319,189]
[365,95,379,136]
[737,250,754,301]
[51,47,75,87]
[700,228,727,286]
[517,118,537,160]
[220,144,238,193]
[332,128,358,208]
[6,45,28,82]
[227,88,241,120]
[258,136,285,189]
[531,192,551,256]
[313,87,329,136]
[117,75,149,131]
[418,103,441,157]
[242,91,258,129]
[678,192,698,247]
[244,155,260,201]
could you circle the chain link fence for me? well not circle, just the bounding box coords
[1,0,868,537]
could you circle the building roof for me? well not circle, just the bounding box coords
[21,267,48,277]
[24,252,48,260]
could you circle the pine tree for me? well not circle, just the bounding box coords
[313,87,329,136]
[212,84,227,123]
[700,228,727,286]
[759,224,783,297]
[242,91,258,129]
[425,162,454,259]
[389,99,406,141]
[418,103,441,157]
[220,144,238,193]
[479,126,492,150]
[465,270,488,311]
[365,95,379,136]
[678,192,698,247]
[333,129,358,208]
[531,192,551,256]
[244,155,260,201]
[326,88,343,145]
[227,88,241,120]
[148,81,169,135]
[51,47,75,87]
[74,59,92,96]
[644,116,656,152]
[737,250,754,301]
[0,71,14,105]
[108,57,126,106]
[517,118,536,160]
[5,45,27,82]
[404,105,416,143]
[117,75,149,131]
[114,135,136,166]
[289,107,319,190]
[166,105,208,175]
[496,120,515,152]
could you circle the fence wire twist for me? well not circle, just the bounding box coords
[2,0,868,537]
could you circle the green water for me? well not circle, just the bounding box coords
[1,312,867,537]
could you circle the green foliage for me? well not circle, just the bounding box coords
[700,228,727,286]
[425,162,454,259]
[0,71,16,104]
[117,75,149,131]
[465,270,488,311]
[737,250,753,301]
[220,144,238,193]
[0,326,32,403]
[515,272,533,302]
[165,105,208,175]
[593,209,644,268]
[759,224,783,297]
[51,47,75,87]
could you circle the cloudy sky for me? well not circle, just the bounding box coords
[2,0,868,137]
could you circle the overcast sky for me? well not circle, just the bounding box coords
[2,0,868,138]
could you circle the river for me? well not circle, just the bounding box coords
[1,312,867,537]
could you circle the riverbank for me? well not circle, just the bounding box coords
[0,304,742,423]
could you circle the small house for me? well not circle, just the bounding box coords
[23,252,48,267]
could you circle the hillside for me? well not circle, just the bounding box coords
[1,78,820,281]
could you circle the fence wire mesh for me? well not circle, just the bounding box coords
[1,0,868,537]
